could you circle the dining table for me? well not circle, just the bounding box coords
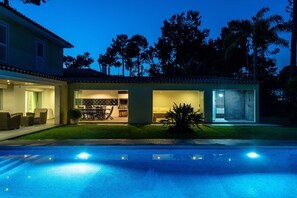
[79,107,110,120]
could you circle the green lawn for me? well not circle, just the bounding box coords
[16,124,297,140]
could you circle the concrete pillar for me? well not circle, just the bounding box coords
[54,85,60,125]
[204,89,213,123]
[128,86,152,124]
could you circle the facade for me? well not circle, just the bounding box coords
[67,76,259,124]
[0,3,72,124]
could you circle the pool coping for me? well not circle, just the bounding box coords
[0,139,297,146]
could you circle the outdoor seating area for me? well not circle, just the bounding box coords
[0,108,48,131]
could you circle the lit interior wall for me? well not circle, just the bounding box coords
[77,90,119,99]
[2,85,14,113]
[1,85,27,114]
[2,84,15,113]
[42,88,55,119]
[153,91,203,112]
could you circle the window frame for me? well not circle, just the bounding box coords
[35,38,46,70]
[0,20,8,63]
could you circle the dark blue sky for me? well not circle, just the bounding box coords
[12,0,290,73]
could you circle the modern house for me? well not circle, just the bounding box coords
[0,3,259,126]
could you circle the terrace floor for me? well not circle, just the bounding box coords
[0,119,57,141]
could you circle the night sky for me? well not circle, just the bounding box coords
[11,0,290,73]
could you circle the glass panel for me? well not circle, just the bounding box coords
[152,90,204,122]
[213,90,255,122]
[213,90,225,121]
[26,91,39,113]
[74,90,128,123]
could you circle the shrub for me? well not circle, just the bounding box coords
[163,103,203,132]
[67,109,82,120]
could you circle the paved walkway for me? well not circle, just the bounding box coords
[0,122,57,141]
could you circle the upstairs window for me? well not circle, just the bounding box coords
[35,39,45,71]
[0,21,8,63]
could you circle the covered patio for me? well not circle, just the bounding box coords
[0,66,68,127]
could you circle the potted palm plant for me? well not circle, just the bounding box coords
[67,109,82,125]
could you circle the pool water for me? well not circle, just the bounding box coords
[0,146,297,198]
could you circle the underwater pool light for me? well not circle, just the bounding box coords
[77,152,90,160]
[247,152,259,159]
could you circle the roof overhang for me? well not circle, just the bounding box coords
[0,66,67,86]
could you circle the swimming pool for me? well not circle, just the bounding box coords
[0,146,296,198]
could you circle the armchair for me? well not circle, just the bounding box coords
[26,108,48,124]
[0,112,22,130]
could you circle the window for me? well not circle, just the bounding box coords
[74,90,128,123]
[35,39,45,71]
[0,21,8,63]
[25,91,40,113]
[212,90,255,122]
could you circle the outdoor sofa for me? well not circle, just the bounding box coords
[0,112,22,130]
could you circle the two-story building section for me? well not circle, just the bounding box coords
[0,3,73,125]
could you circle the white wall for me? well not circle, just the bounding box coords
[13,85,26,114]
[2,85,26,114]
[78,90,119,99]
[2,84,14,113]
[42,88,55,119]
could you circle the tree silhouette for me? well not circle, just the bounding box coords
[154,10,210,76]
[125,34,149,76]
[99,34,150,76]
[97,52,115,74]
[220,20,252,77]
[63,52,94,69]
[109,34,129,76]
[221,8,288,81]
[287,0,297,74]
[251,8,288,80]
